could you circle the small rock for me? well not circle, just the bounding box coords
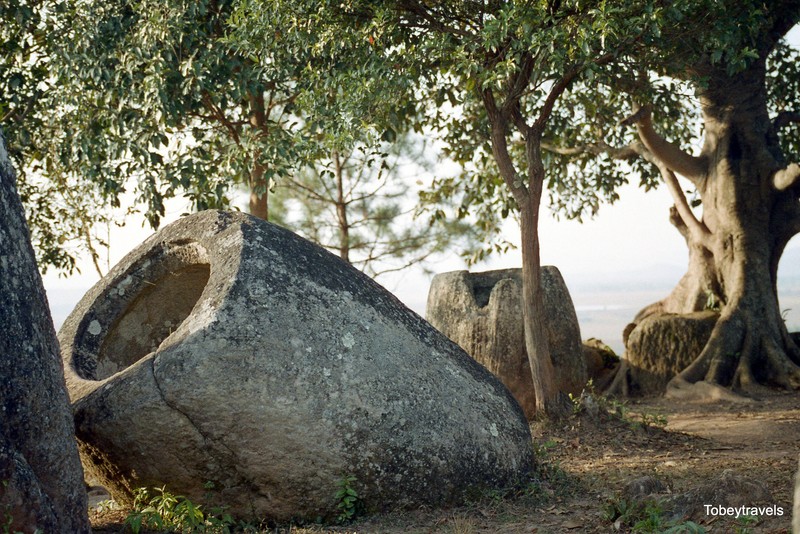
[623,476,668,502]
[666,470,772,521]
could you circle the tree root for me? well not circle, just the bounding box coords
[665,308,800,398]
[665,377,755,403]
[601,360,629,397]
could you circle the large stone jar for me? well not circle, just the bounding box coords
[426,267,587,419]
[59,211,534,521]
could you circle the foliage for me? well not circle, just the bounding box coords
[733,514,759,534]
[0,0,111,274]
[334,475,360,524]
[124,485,254,533]
[639,411,668,429]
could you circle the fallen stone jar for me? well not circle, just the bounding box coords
[58,210,534,522]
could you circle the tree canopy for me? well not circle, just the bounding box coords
[4,0,800,400]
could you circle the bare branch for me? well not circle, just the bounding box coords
[541,139,643,160]
[773,163,800,191]
[657,164,711,246]
[621,105,707,186]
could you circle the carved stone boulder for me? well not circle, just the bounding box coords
[425,267,587,420]
[59,210,534,522]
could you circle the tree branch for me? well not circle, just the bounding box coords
[481,88,529,204]
[773,163,800,191]
[621,105,707,185]
[541,139,642,160]
[774,111,800,131]
[657,164,711,246]
[395,0,474,37]
[201,92,241,144]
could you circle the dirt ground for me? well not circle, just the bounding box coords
[90,390,800,533]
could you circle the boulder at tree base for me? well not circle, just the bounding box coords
[59,210,534,522]
[625,311,719,395]
[0,131,90,533]
[425,268,587,419]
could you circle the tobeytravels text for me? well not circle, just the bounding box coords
[704,505,784,517]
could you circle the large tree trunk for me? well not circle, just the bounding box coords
[628,59,800,396]
[0,131,90,532]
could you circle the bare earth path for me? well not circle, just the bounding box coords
[91,391,800,533]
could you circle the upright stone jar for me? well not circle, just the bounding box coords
[426,267,587,419]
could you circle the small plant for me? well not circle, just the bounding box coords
[335,475,360,523]
[640,411,668,429]
[734,514,759,534]
[568,392,582,415]
[93,498,120,513]
[124,485,239,533]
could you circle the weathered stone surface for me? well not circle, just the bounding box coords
[0,131,90,533]
[625,311,719,395]
[59,210,534,522]
[425,268,587,420]
[621,471,773,523]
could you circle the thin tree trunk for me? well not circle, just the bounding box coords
[248,92,268,220]
[483,88,569,418]
[333,151,350,262]
[523,135,569,417]
[519,198,562,416]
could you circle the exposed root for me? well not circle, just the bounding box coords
[780,327,800,365]
[602,360,630,397]
[665,306,800,397]
[674,311,745,386]
[763,336,800,389]
[665,377,755,403]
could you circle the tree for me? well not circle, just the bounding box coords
[614,2,800,395]
[230,0,676,416]
[0,129,90,532]
[2,0,311,273]
[6,0,450,279]
[535,1,800,396]
[270,134,480,278]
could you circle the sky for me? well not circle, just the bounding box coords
[42,25,800,353]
